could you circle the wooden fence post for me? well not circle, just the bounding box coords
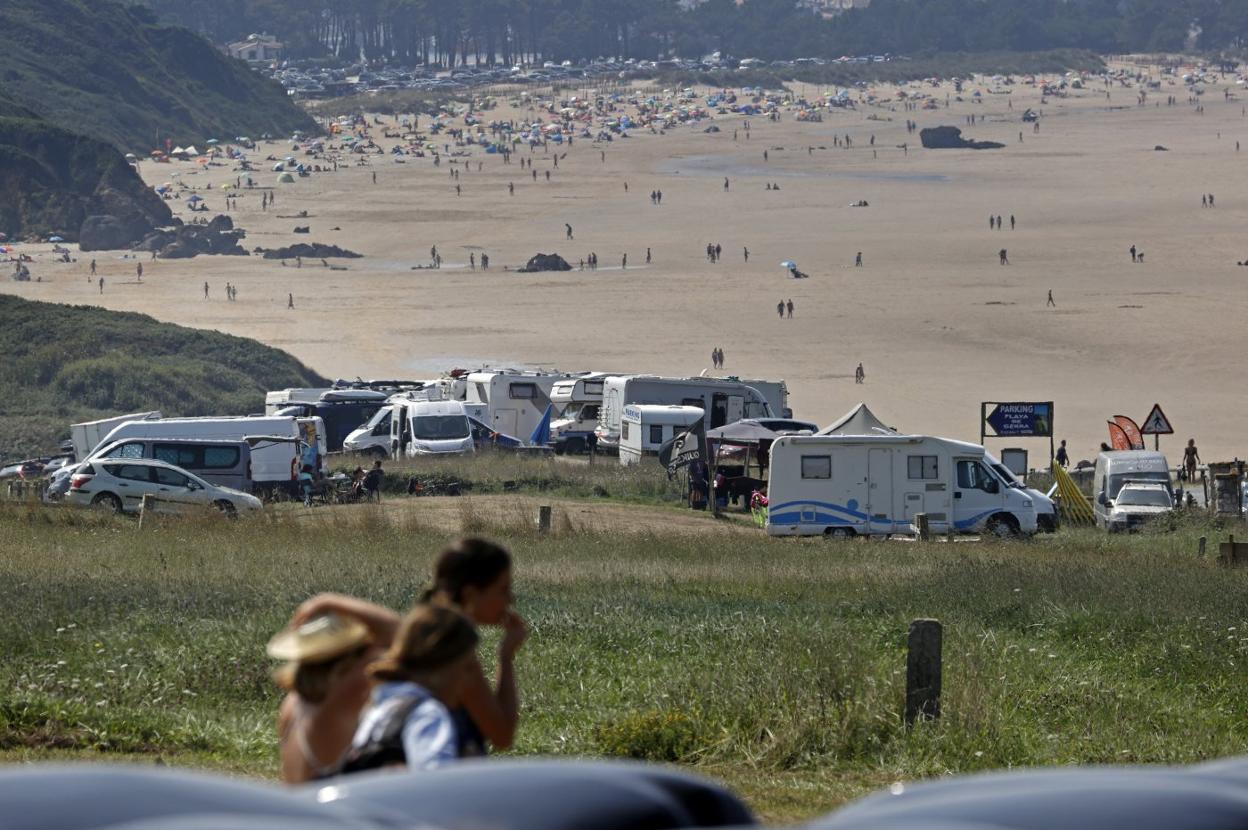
[138,494,154,529]
[537,505,552,534]
[905,619,942,726]
[915,513,930,541]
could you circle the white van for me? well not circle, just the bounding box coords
[619,405,704,466]
[95,416,327,490]
[389,400,474,456]
[1092,451,1173,529]
[598,375,773,450]
[342,405,394,455]
[766,434,1054,538]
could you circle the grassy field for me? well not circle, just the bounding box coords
[1,483,1247,823]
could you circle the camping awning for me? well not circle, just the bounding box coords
[706,420,782,445]
[819,403,897,436]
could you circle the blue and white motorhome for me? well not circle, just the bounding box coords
[766,434,1055,538]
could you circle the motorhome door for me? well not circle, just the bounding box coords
[389,406,402,457]
[494,409,519,437]
[867,448,893,526]
[710,393,744,428]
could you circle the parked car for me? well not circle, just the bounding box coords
[65,458,262,516]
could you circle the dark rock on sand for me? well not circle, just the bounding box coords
[919,126,1005,150]
[518,253,572,272]
[256,243,362,260]
[133,214,248,258]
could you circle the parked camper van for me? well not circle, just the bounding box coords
[1092,450,1173,530]
[389,400,474,456]
[272,391,387,451]
[95,416,327,492]
[89,438,253,492]
[597,375,773,450]
[464,370,564,440]
[70,412,162,461]
[766,434,1054,538]
[723,378,792,419]
[619,405,704,465]
[550,374,609,454]
[342,405,395,455]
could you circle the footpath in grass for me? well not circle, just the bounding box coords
[1,499,1247,822]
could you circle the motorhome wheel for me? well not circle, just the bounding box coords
[92,493,123,514]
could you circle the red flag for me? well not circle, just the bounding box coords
[1112,415,1145,450]
[1107,421,1131,451]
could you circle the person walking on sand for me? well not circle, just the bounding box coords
[855,252,863,267]
[743,247,749,263]
[566,223,573,240]
[136,263,143,282]
[777,300,785,319]
[999,249,1009,265]
[646,248,651,264]
[470,253,476,270]
[621,253,627,269]
[90,259,96,276]
[1183,438,1201,482]
[1130,244,1137,263]
[98,276,104,294]
[1047,289,1056,307]
[1010,215,1016,230]
[1202,194,1208,208]
[989,215,995,230]
[855,363,865,384]
[204,281,209,299]
[288,293,294,310]
[724,177,730,191]
[786,299,794,318]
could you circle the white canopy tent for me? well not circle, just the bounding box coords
[819,403,898,436]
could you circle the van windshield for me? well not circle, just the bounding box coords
[1116,488,1172,507]
[990,463,1023,488]
[1107,471,1169,498]
[412,415,470,440]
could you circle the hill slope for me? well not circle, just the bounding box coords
[0,0,316,152]
[0,295,328,458]
[0,116,172,243]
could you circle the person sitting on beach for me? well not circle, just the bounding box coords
[269,597,400,783]
[340,604,479,773]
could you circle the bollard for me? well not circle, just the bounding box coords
[537,505,552,534]
[138,493,155,529]
[915,513,930,542]
[905,619,942,725]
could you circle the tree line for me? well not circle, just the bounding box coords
[137,0,1248,65]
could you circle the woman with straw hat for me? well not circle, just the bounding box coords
[340,604,480,772]
[269,595,399,783]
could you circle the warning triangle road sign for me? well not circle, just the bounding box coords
[1140,403,1174,435]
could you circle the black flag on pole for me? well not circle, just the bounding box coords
[658,419,706,477]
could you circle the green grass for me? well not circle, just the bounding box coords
[0,295,328,459]
[1,493,1246,822]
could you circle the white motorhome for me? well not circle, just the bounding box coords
[388,400,475,456]
[464,370,565,441]
[766,434,1054,538]
[550,373,609,454]
[94,416,328,490]
[1092,450,1173,530]
[719,377,791,419]
[597,375,773,449]
[71,412,162,460]
[619,405,704,465]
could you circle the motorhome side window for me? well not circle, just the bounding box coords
[649,425,664,444]
[584,381,604,395]
[109,443,145,459]
[202,447,241,468]
[908,455,938,480]
[956,460,996,491]
[509,383,537,399]
[801,455,832,479]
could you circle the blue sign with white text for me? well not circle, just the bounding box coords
[985,402,1052,437]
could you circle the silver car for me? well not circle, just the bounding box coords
[65,458,262,516]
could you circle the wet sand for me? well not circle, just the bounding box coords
[7,65,1248,463]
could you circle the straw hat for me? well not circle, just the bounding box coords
[369,605,478,682]
[266,612,370,665]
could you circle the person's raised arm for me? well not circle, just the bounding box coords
[459,610,527,750]
[290,593,400,648]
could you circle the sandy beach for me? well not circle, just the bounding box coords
[6,63,1247,463]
